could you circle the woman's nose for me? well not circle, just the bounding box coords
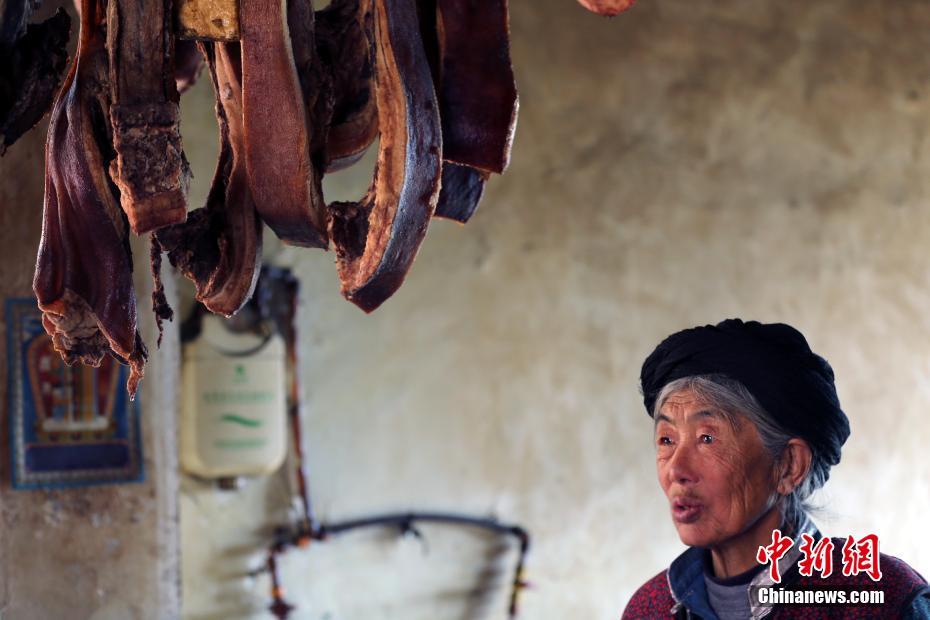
[668,442,698,485]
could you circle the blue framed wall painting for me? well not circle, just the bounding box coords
[6,298,144,489]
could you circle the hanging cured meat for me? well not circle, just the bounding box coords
[174,40,205,94]
[33,0,146,397]
[315,0,378,172]
[434,163,487,224]
[415,0,514,223]
[576,0,635,17]
[433,0,517,175]
[19,0,637,394]
[328,0,441,313]
[0,8,71,155]
[106,0,190,234]
[288,0,335,175]
[239,0,329,248]
[156,43,262,318]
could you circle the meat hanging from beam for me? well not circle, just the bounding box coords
[18,0,638,395]
[0,8,71,156]
[33,0,147,398]
[174,40,205,94]
[106,0,190,234]
[576,0,636,17]
[288,0,336,175]
[432,0,518,175]
[415,0,515,224]
[433,162,488,224]
[156,42,262,318]
[239,0,329,248]
[315,0,378,172]
[328,0,442,313]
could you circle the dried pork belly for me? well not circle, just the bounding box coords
[577,0,635,17]
[34,0,146,397]
[434,0,517,174]
[174,40,205,94]
[107,0,189,233]
[416,0,512,222]
[288,0,334,173]
[0,9,71,155]
[240,0,328,247]
[315,0,378,171]
[328,0,441,312]
[434,163,488,223]
[156,43,262,317]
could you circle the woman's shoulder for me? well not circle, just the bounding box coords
[621,569,676,619]
[862,549,929,613]
[877,551,928,585]
[791,539,930,617]
[816,538,928,588]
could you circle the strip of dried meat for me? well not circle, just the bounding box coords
[150,234,173,346]
[174,39,205,94]
[34,0,146,398]
[288,0,333,173]
[434,0,517,174]
[0,0,31,45]
[577,0,635,17]
[434,163,488,223]
[156,42,262,317]
[414,0,439,81]
[415,0,507,223]
[106,0,189,234]
[315,0,378,172]
[240,0,328,248]
[328,0,441,313]
[0,9,71,155]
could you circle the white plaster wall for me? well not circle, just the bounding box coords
[0,62,181,620]
[181,1,930,619]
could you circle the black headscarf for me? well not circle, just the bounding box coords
[640,319,850,468]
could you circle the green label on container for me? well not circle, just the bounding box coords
[219,413,263,428]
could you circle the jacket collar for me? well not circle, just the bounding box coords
[667,515,821,620]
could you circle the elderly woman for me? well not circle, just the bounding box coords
[622,319,930,619]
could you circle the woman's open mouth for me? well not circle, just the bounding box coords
[672,498,703,524]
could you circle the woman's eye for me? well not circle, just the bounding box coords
[657,436,672,446]
[700,434,715,444]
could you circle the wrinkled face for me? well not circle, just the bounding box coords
[655,388,779,548]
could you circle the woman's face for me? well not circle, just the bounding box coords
[655,388,779,549]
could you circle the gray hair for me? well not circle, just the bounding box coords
[653,374,828,529]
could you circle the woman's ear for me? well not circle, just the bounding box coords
[777,439,813,496]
